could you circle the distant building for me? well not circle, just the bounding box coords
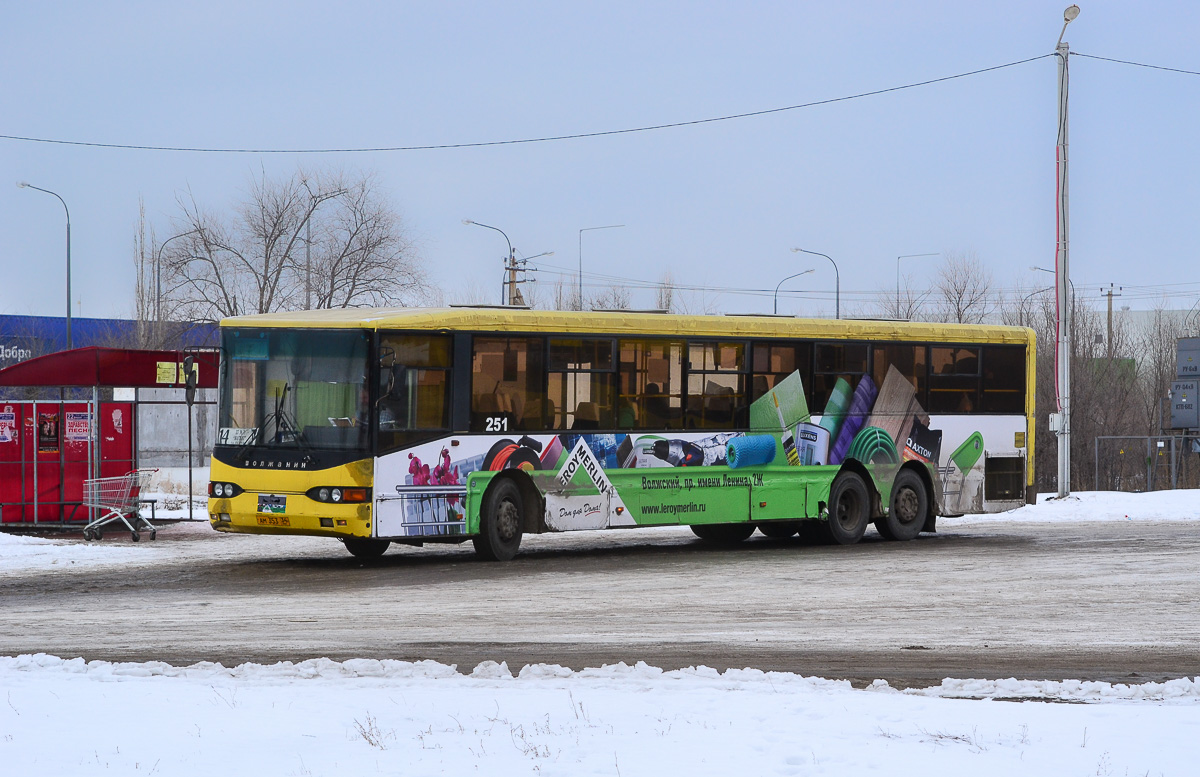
[0,315,217,368]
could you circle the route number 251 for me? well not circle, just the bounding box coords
[484,416,509,432]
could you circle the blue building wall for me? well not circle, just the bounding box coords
[0,315,218,368]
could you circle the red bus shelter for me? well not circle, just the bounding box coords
[0,347,218,527]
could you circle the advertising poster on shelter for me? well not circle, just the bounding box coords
[65,411,91,443]
[0,406,15,443]
[37,412,59,453]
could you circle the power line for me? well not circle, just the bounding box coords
[1072,52,1200,77]
[0,54,1053,155]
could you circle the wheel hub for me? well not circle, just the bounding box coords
[894,487,920,524]
[496,499,520,540]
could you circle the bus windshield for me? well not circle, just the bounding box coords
[218,328,370,451]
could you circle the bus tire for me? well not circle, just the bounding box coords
[691,523,755,544]
[757,521,800,539]
[824,471,870,545]
[343,537,390,559]
[875,469,928,542]
[474,478,524,561]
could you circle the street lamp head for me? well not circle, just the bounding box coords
[461,219,474,226]
[1064,4,1080,23]
[16,181,29,188]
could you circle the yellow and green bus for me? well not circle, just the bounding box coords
[206,307,1035,560]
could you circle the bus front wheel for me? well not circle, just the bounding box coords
[875,469,928,542]
[474,479,524,561]
[824,472,869,545]
[343,537,390,559]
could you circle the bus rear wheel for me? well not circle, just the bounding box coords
[875,469,928,542]
[824,471,870,545]
[691,523,755,544]
[343,537,390,559]
[474,479,524,561]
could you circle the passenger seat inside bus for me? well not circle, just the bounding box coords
[572,402,600,430]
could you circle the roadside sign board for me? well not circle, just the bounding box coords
[1178,338,1200,378]
[1170,380,1199,429]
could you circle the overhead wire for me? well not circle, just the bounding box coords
[1071,52,1200,77]
[0,54,1054,154]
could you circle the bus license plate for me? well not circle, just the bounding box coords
[257,515,290,527]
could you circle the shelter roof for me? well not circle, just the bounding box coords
[0,347,218,389]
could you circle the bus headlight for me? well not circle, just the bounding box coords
[306,486,370,504]
[208,482,243,498]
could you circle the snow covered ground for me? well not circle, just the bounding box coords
[2,654,1197,776]
[2,490,1198,775]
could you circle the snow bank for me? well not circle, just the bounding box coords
[4,654,1197,703]
[2,654,1198,776]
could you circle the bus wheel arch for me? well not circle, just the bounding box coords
[875,464,930,542]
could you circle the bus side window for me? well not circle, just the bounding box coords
[376,334,452,453]
[811,342,868,412]
[872,344,927,407]
[619,339,685,430]
[980,346,1026,413]
[686,341,745,429]
[471,336,545,432]
[750,340,812,405]
[928,346,981,412]
[548,338,615,431]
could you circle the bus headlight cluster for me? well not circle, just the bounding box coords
[306,486,370,504]
[208,482,243,498]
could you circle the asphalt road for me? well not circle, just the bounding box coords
[2,519,1197,687]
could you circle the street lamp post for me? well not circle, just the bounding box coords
[773,269,814,315]
[578,225,624,311]
[17,182,72,349]
[1053,4,1080,497]
[895,252,939,318]
[155,230,201,324]
[463,219,515,305]
[791,248,840,319]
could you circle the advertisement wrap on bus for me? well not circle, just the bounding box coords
[205,308,1035,561]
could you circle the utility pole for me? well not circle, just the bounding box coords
[506,247,525,306]
[1102,283,1122,358]
[1053,5,1080,497]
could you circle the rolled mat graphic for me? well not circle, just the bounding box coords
[829,374,878,465]
[846,426,900,465]
[727,435,777,469]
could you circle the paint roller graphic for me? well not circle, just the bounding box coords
[773,391,801,466]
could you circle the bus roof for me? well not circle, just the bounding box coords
[219,307,1034,345]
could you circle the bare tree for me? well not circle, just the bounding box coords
[588,285,632,311]
[158,168,427,321]
[655,272,675,312]
[933,252,995,324]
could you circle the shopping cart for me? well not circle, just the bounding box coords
[81,468,159,542]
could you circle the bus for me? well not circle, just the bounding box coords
[206,308,1035,560]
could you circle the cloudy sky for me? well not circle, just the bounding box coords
[3,0,1199,320]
